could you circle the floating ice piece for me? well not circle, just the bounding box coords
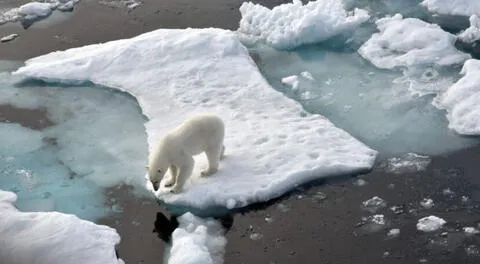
[359,14,470,70]
[1,34,18,43]
[434,59,480,135]
[0,1,80,26]
[387,228,400,237]
[463,227,480,235]
[281,75,300,91]
[0,190,122,264]
[421,0,480,17]
[385,152,431,174]
[18,2,53,20]
[417,215,446,232]
[353,178,367,186]
[459,15,480,43]
[14,28,377,210]
[238,0,370,49]
[169,212,226,264]
[420,198,434,209]
[371,214,386,225]
[362,196,386,212]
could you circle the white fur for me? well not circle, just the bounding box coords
[148,114,225,193]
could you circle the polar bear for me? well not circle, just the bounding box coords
[148,114,225,193]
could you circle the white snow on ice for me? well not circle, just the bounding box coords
[458,15,480,43]
[14,28,377,210]
[0,2,54,25]
[359,14,470,70]
[434,59,480,135]
[237,0,370,49]
[0,190,123,264]
[421,0,480,17]
[416,215,446,232]
[169,213,227,264]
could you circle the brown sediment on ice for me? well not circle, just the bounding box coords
[0,104,54,130]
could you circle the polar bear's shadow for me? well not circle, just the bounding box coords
[152,212,234,243]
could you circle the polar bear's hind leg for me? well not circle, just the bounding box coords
[201,144,224,177]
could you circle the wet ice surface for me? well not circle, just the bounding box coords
[0,67,148,221]
[252,44,478,156]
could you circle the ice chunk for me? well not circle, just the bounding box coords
[420,198,434,209]
[458,15,480,43]
[362,196,386,212]
[434,59,480,135]
[359,14,470,70]
[169,212,226,264]
[281,75,300,91]
[416,215,446,232]
[463,227,480,235]
[387,228,400,237]
[421,0,480,17]
[1,34,18,43]
[18,2,53,20]
[14,28,377,210]
[385,153,431,174]
[0,190,122,264]
[238,0,370,49]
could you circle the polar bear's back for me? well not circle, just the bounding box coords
[170,114,224,155]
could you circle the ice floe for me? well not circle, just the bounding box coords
[458,15,480,43]
[14,28,377,210]
[169,213,226,264]
[359,14,470,70]
[434,59,480,135]
[238,0,370,49]
[421,0,480,17]
[0,190,123,264]
[417,215,446,232]
[420,198,434,209]
[1,34,19,43]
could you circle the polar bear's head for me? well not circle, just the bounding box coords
[147,147,170,191]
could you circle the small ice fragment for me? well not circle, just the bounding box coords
[466,245,480,256]
[343,105,352,113]
[387,228,400,237]
[111,204,124,213]
[390,205,404,215]
[300,71,314,81]
[264,216,274,223]
[131,220,140,226]
[300,91,313,100]
[1,34,18,43]
[371,214,385,225]
[281,75,299,91]
[442,188,454,196]
[249,232,263,241]
[311,191,327,203]
[420,198,434,209]
[276,203,290,212]
[417,216,446,232]
[461,196,469,203]
[325,78,332,85]
[362,196,386,212]
[385,153,431,174]
[353,178,367,186]
[127,2,140,9]
[226,198,236,209]
[463,227,480,235]
[383,251,390,257]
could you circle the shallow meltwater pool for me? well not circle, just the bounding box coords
[251,44,479,157]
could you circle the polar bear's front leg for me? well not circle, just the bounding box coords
[164,165,178,188]
[170,156,194,193]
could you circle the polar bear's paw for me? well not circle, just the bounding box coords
[201,167,218,177]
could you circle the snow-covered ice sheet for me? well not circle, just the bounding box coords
[434,59,480,135]
[0,190,123,264]
[421,0,480,17]
[459,15,480,43]
[359,14,470,70]
[237,0,370,50]
[14,28,377,209]
[169,213,226,264]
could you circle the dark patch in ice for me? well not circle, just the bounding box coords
[0,104,54,130]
